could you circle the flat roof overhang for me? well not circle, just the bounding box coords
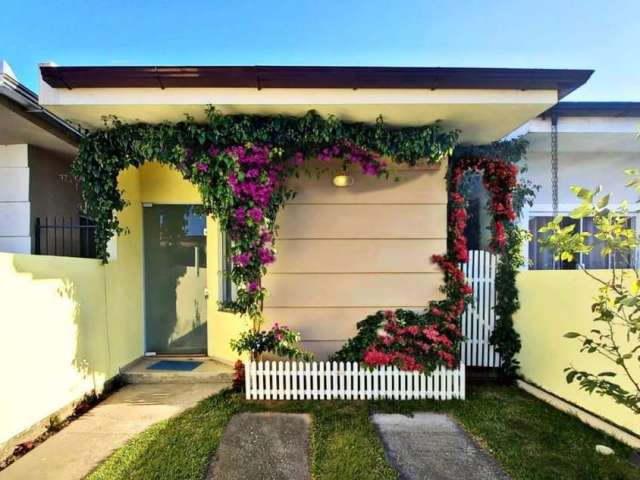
[0,63,81,154]
[544,101,640,118]
[39,65,593,145]
[523,103,640,153]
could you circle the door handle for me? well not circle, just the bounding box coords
[194,245,199,276]
[204,288,209,299]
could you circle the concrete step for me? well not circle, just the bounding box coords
[121,356,234,385]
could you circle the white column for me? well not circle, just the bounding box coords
[0,145,31,253]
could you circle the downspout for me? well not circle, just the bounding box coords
[551,112,560,270]
[551,112,559,216]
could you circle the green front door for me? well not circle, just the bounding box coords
[143,205,208,355]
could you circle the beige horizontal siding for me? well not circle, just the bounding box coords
[262,166,448,359]
[263,273,443,308]
[262,307,422,340]
[277,204,447,239]
[287,169,446,204]
[299,340,351,361]
[270,239,445,273]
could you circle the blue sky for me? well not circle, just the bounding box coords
[2,0,639,100]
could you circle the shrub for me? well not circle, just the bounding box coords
[230,323,312,361]
[330,309,462,372]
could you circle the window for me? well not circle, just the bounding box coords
[219,230,237,304]
[528,214,638,270]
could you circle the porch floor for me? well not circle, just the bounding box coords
[121,356,233,384]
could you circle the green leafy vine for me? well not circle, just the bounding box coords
[74,107,458,320]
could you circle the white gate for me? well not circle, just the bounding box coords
[460,250,500,367]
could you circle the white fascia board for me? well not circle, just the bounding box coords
[39,80,556,107]
[523,116,640,134]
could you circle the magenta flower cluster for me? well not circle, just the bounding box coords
[317,141,388,176]
[200,141,391,313]
[221,145,286,302]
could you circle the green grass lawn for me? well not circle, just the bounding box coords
[87,385,640,480]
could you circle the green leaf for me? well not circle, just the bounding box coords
[564,332,581,339]
[596,194,610,209]
[566,370,578,384]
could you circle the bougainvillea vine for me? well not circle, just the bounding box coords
[191,141,390,318]
[74,108,456,324]
[332,155,519,373]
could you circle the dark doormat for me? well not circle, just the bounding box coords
[147,360,203,371]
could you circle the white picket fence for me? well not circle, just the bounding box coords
[244,361,465,401]
[460,250,501,368]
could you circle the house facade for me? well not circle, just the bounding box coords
[4,64,640,456]
[36,65,590,363]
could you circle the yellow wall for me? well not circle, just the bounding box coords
[0,167,144,452]
[104,167,144,370]
[139,162,200,204]
[136,161,248,363]
[515,270,640,436]
[206,219,251,364]
[0,253,108,448]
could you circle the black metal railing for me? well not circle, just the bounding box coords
[34,216,97,259]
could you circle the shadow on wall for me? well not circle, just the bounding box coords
[0,252,111,449]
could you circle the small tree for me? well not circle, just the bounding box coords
[539,169,640,414]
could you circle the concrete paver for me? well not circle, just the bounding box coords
[206,412,312,480]
[0,383,226,480]
[372,412,510,480]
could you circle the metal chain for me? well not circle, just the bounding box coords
[551,114,559,216]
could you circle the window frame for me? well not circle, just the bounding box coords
[520,203,639,271]
[218,229,238,307]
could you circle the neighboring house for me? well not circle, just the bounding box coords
[0,61,83,256]
[517,102,640,270]
[466,102,640,269]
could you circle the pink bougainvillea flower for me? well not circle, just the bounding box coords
[258,247,275,265]
[247,207,263,223]
[232,252,252,267]
[293,152,304,166]
[234,207,246,222]
[260,230,273,244]
[195,162,208,172]
[363,348,394,366]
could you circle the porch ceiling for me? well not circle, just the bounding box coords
[38,65,593,144]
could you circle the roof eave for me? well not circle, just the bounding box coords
[544,101,640,118]
[0,71,83,146]
[39,65,593,100]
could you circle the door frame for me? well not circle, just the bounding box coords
[141,202,208,356]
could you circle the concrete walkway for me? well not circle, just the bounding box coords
[206,413,312,480]
[0,383,227,480]
[372,413,510,480]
